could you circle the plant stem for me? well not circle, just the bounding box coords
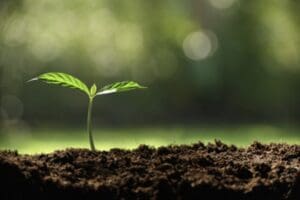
[87,97,96,151]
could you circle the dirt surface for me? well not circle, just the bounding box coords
[0,141,299,200]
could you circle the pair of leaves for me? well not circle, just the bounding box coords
[28,72,146,98]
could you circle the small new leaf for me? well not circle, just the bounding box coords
[29,72,90,95]
[96,81,146,96]
[90,84,97,97]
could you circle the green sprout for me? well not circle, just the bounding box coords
[28,72,146,151]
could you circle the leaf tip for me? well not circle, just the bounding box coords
[26,77,39,83]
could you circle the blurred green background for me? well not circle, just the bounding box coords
[1,0,300,153]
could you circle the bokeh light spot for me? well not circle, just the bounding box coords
[209,0,237,10]
[183,31,218,61]
[0,95,24,120]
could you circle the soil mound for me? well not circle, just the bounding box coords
[0,141,299,200]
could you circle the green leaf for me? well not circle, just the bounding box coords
[28,72,90,95]
[90,84,97,96]
[96,81,146,96]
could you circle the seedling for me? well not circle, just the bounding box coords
[28,72,146,151]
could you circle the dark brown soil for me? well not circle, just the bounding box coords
[0,141,299,200]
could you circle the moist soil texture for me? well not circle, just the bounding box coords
[0,141,299,200]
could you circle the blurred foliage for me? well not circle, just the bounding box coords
[1,125,300,153]
[1,0,300,130]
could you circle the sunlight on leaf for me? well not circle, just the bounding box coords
[96,81,146,96]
